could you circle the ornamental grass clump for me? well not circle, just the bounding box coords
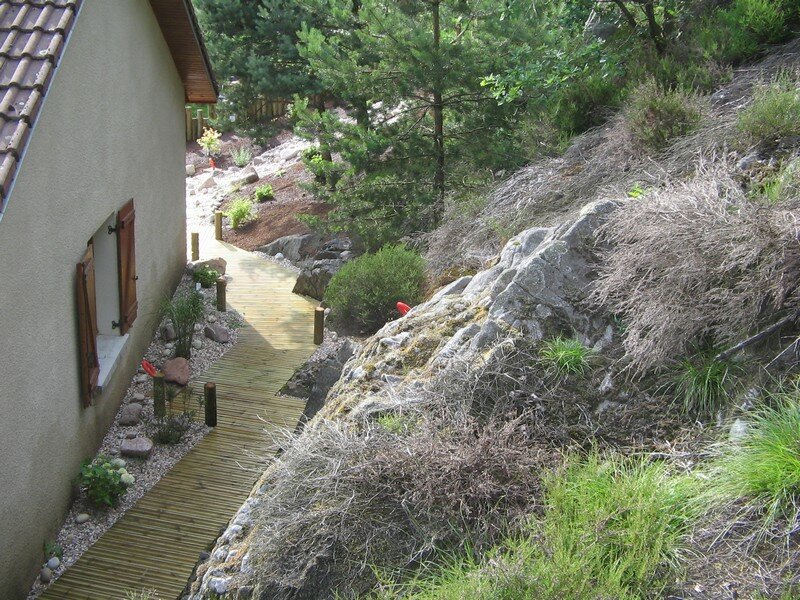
[225,198,254,229]
[538,336,593,378]
[668,353,738,417]
[703,386,800,542]
[230,145,253,168]
[161,290,204,359]
[324,245,425,333]
[75,455,134,508]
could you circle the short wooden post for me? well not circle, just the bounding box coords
[214,211,223,240]
[204,382,217,427]
[153,373,166,418]
[191,231,199,261]
[314,306,325,345]
[216,277,227,312]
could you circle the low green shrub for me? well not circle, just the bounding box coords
[627,80,702,151]
[737,75,800,148]
[147,388,196,445]
[230,146,253,168]
[324,245,425,333]
[43,540,63,560]
[704,386,800,538]
[538,336,593,378]
[697,0,793,65]
[161,290,204,359]
[254,183,275,202]
[669,353,737,417]
[382,454,697,600]
[192,266,219,288]
[75,455,134,507]
[225,198,254,229]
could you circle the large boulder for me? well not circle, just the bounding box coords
[292,259,344,300]
[120,437,153,459]
[231,166,259,187]
[258,233,326,263]
[187,257,227,276]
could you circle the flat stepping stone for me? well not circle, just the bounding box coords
[120,437,154,459]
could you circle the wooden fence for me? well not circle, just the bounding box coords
[185,94,324,141]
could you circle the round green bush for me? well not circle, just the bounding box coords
[324,245,425,333]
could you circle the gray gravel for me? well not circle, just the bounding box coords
[27,275,243,600]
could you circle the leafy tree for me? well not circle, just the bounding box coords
[192,0,325,135]
[293,0,536,246]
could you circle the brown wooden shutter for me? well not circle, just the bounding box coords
[116,199,138,334]
[77,243,100,407]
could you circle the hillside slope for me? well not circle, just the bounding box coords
[186,39,800,600]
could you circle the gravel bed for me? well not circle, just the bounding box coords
[27,275,244,599]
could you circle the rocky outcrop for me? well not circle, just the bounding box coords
[258,233,326,264]
[188,200,619,599]
[291,237,364,299]
[188,257,227,276]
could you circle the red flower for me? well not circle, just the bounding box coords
[396,302,411,316]
[141,360,157,377]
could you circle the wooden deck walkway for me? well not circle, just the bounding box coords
[42,230,317,599]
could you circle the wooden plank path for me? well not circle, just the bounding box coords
[42,230,318,599]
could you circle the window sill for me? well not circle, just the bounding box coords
[96,334,130,392]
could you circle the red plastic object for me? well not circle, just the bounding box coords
[209,158,216,169]
[397,302,411,316]
[141,360,157,377]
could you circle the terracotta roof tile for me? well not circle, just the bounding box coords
[0,0,79,215]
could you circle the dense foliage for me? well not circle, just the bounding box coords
[324,245,425,333]
[193,0,799,247]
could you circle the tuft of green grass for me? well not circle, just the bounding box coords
[224,197,254,229]
[704,387,800,538]
[377,413,415,435]
[538,337,593,378]
[375,454,697,600]
[737,74,800,149]
[670,354,737,417]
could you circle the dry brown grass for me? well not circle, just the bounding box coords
[591,161,800,374]
[248,364,550,598]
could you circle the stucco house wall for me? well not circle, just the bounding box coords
[0,1,187,597]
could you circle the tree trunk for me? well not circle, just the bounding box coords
[431,0,445,220]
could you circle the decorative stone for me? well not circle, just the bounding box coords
[120,437,154,459]
[187,257,227,276]
[40,567,52,583]
[75,513,90,524]
[186,163,196,176]
[161,323,177,342]
[198,173,216,190]
[164,358,190,386]
[231,165,259,186]
[204,324,230,343]
[110,458,126,468]
[192,339,203,350]
[134,374,149,384]
[125,432,137,439]
[207,577,232,595]
[194,323,203,333]
[275,252,285,260]
[119,403,143,426]
[162,348,172,357]
[130,393,146,404]
[46,557,60,570]
[207,314,217,323]
[165,342,175,350]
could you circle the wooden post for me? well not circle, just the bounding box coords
[191,231,199,261]
[153,373,166,418]
[216,278,227,312]
[197,108,204,136]
[314,306,325,345]
[214,211,222,240]
[185,107,192,142]
[204,382,217,427]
